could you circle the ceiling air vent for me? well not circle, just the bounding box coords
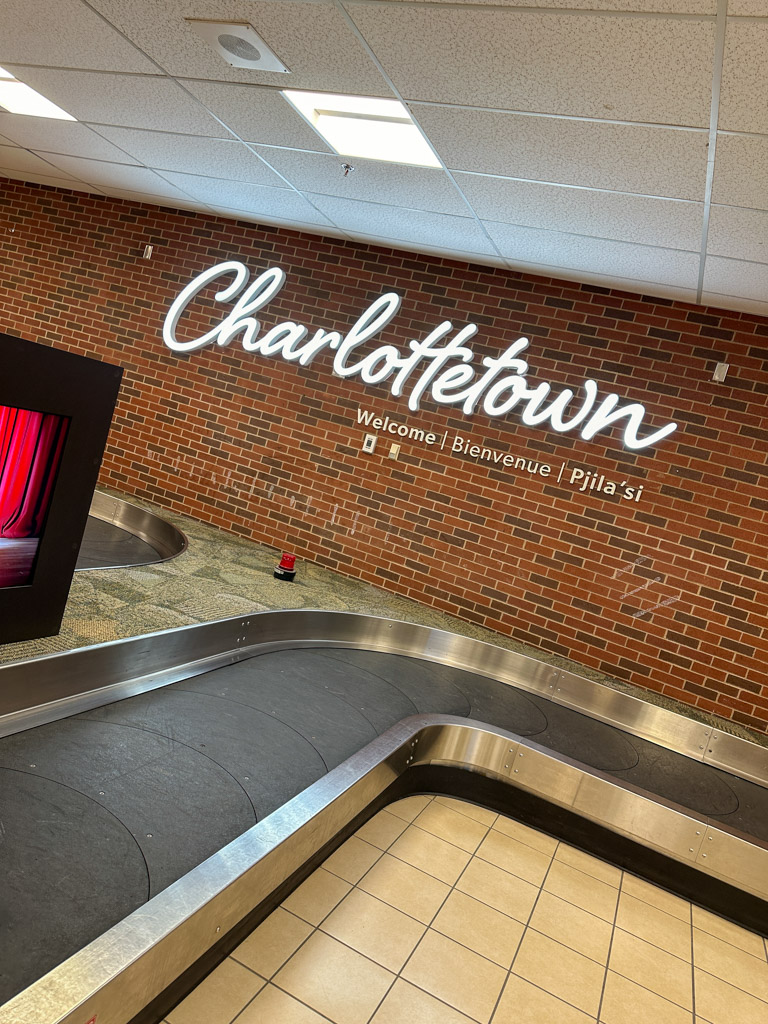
[186,21,290,73]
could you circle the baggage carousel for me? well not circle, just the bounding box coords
[76,491,187,571]
[0,612,766,1024]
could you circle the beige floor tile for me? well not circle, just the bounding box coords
[412,799,490,852]
[691,905,767,959]
[529,890,612,964]
[492,815,558,857]
[554,844,621,888]
[388,824,471,884]
[370,978,477,1024]
[358,852,450,923]
[282,868,352,926]
[432,889,524,967]
[385,795,432,822]
[322,835,382,884]
[355,810,409,850]
[167,958,264,1024]
[615,893,692,959]
[693,928,768,1001]
[234,983,329,1023]
[232,908,313,979]
[493,974,598,1024]
[694,969,768,1024]
[456,856,539,923]
[512,930,605,1018]
[609,928,693,1009]
[435,795,498,827]
[621,873,691,922]
[601,971,692,1024]
[476,829,552,887]
[320,888,425,972]
[543,860,619,923]
[274,931,394,1024]
[402,929,506,1022]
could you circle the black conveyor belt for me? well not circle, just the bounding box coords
[1,647,766,1003]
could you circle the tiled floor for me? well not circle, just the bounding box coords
[164,795,768,1024]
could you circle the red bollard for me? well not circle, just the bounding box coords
[274,552,297,582]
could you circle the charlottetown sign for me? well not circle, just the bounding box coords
[163,261,678,453]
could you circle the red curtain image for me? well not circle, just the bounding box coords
[0,405,69,587]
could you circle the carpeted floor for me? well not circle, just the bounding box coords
[1,488,763,747]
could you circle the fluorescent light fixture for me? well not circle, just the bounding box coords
[282,90,439,168]
[0,66,75,120]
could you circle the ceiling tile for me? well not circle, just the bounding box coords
[303,193,496,253]
[159,172,330,225]
[455,174,703,249]
[88,0,389,94]
[503,259,699,304]
[182,82,332,151]
[206,207,347,238]
[0,0,156,73]
[0,167,105,193]
[700,291,768,316]
[0,144,67,175]
[3,68,232,136]
[0,115,141,163]
[92,190,208,212]
[258,149,467,216]
[703,256,768,302]
[411,106,708,201]
[92,128,285,186]
[712,134,768,210]
[380,0,715,10]
[719,21,768,133]
[725,0,768,11]
[349,7,714,126]
[707,206,768,263]
[343,233,510,270]
[485,219,700,287]
[36,155,194,196]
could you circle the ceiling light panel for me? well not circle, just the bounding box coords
[283,90,440,168]
[0,67,75,120]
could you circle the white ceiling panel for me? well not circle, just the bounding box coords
[1,168,105,193]
[303,194,496,254]
[501,259,700,305]
[3,68,232,137]
[707,206,768,264]
[726,0,768,12]
[93,128,285,186]
[700,292,768,317]
[92,190,212,212]
[89,0,389,94]
[411,106,709,201]
[258,149,468,216]
[36,156,195,197]
[719,21,768,134]
[182,82,332,151]
[206,207,349,239]
[485,220,700,287]
[454,174,703,250]
[379,0,715,10]
[0,144,68,175]
[349,7,715,126]
[703,257,768,303]
[712,134,768,210]
[0,115,141,163]
[159,172,330,225]
[0,0,157,74]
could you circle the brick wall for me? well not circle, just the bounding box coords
[2,179,767,732]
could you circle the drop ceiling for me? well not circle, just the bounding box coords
[1,0,767,315]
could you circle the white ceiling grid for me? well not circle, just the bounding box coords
[0,0,766,314]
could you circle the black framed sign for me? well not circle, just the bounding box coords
[0,333,122,644]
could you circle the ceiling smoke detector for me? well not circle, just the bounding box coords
[186,21,290,72]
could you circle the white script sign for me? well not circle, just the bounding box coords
[163,261,678,452]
